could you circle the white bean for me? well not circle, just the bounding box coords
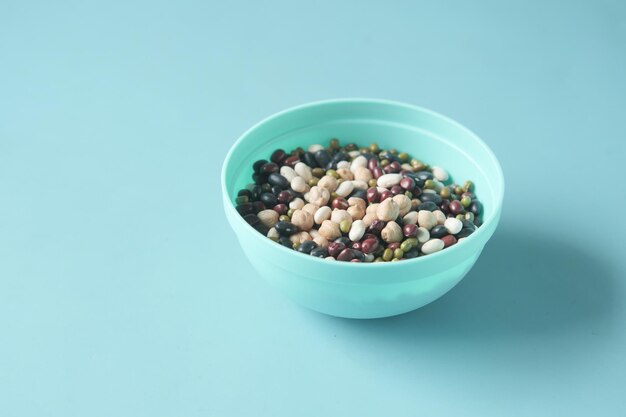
[421,239,444,255]
[291,176,309,193]
[350,155,368,172]
[313,206,332,224]
[377,173,402,188]
[431,166,449,182]
[348,220,366,241]
[294,162,312,181]
[335,181,354,197]
[417,210,437,230]
[416,227,430,243]
[308,143,324,153]
[280,166,297,182]
[444,218,463,235]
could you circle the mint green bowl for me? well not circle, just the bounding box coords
[221,99,504,319]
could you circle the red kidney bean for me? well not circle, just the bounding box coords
[277,190,294,204]
[368,219,386,235]
[332,197,349,210]
[362,233,378,241]
[273,203,288,215]
[351,242,362,251]
[328,242,346,257]
[366,187,380,203]
[387,242,400,250]
[380,190,393,201]
[400,177,415,190]
[337,248,354,261]
[361,238,380,254]
[403,223,418,237]
[270,149,287,165]
[372,166,384,178]
[449,200,464,214]
[441,235,457,248]
[390,185,403,195]
[260,162,279,174]
[367,158,379,171]
[350,259,362,262]
[284,155,300,167]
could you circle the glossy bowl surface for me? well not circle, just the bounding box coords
[222,99,504,318]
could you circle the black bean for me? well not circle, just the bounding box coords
[303,152,319,168]
[351,189,367,200]
[261,183,272,193]
[254,224,269,235]
[314,150,331,167]
[325,161,337,170]
[237,189,251,198]
[236,203,255,216]
[310,246,329,258]
[430,225,448,238]
[352,250,365,261]
[417,201,438,211]
[379,151,398,162]
[463,220,477,230]
[415,171,434,181]
[252,173,265,184]
[404,248,419,259]
[271,185,283,195]
[334,236,351,246]
[275,221,299,237]
[252,201,265,213]
[297,240,318,254]
[267,172,290,189]
[260,192,278,207]
[243,213,260,226]
[332,152,349,162]
[474,217,483,227]
[470,200,483,215]
[457,228,475,238]
[253,159,269,174]
[278,237,293,248]
[235,195,249,205]
[420,193,442,204]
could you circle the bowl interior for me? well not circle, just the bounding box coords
[224,100,503,223]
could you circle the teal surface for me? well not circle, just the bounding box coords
[1,1,625,416]
[222,99,504,318]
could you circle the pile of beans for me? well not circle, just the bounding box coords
[235,139,483,262]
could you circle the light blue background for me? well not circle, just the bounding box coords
[1,1,625,416]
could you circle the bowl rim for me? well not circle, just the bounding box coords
[221,98,505,268]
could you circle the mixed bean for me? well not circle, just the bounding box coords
[235,139,483,262]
